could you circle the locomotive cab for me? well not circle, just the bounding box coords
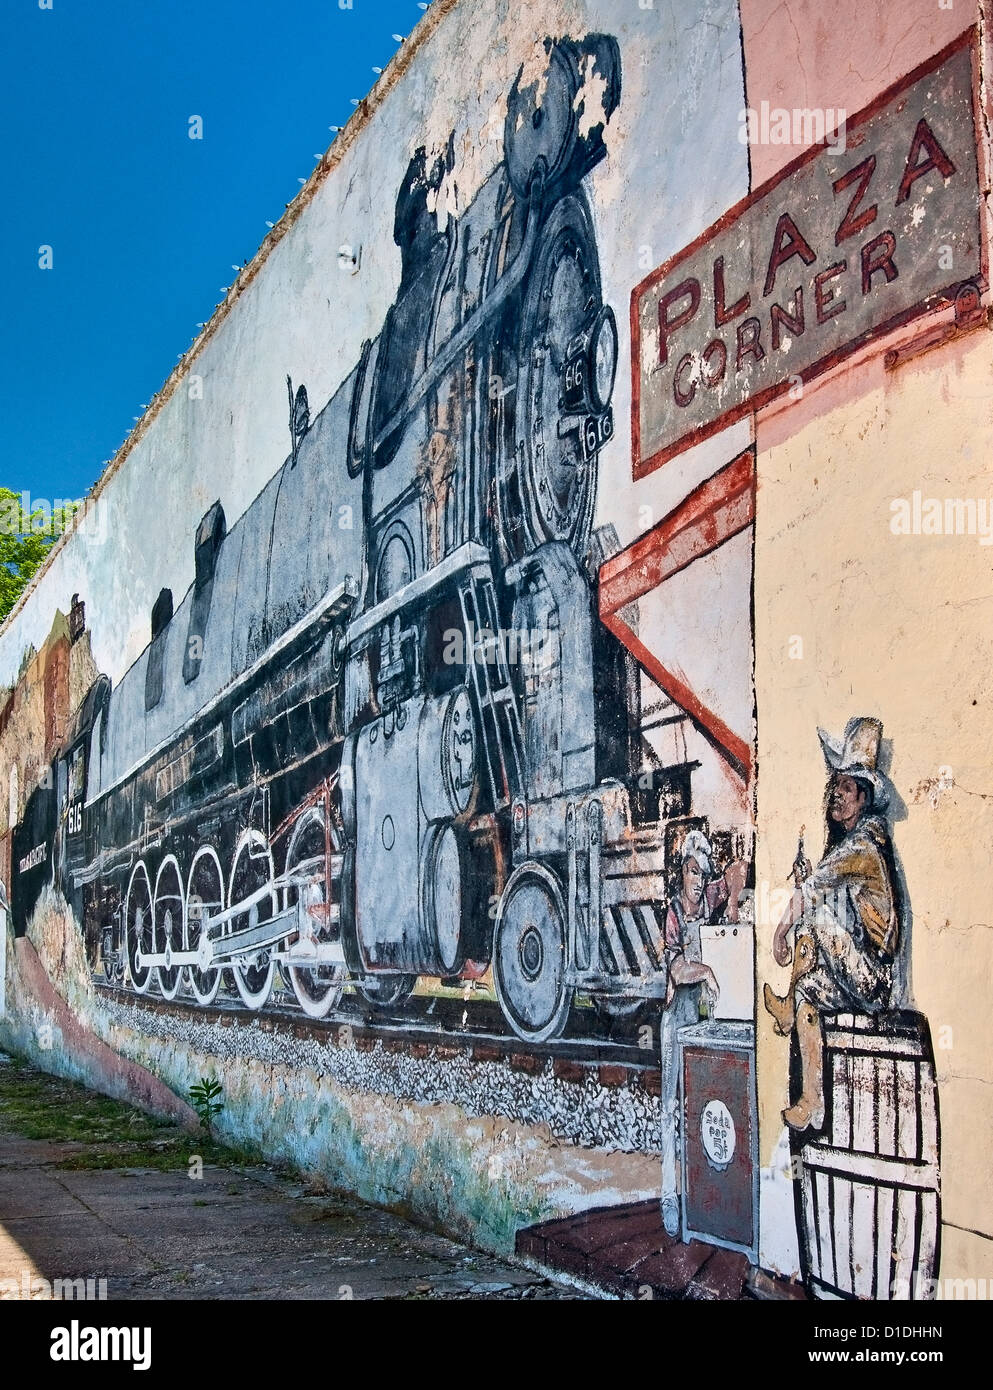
[60,675,111,969]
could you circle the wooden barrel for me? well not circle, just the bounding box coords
[795,1010,940,1301]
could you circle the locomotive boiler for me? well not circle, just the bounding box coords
[15,34,706,1041]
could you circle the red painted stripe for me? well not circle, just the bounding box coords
[602,613,752,781]
[600,450,755,611]
[598,450,756,782]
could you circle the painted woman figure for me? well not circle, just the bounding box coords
[764,717,902,1132]
[659,829,746,1236]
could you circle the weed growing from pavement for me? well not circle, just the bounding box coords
[188,1075,225,1132]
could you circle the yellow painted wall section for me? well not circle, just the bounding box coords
[755,325,993,1280]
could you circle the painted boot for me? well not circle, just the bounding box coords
[763,932,817,1036]
[782,1001,825,1133]
[763,983,794,1037]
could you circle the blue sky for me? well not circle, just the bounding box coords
[1,0,427,505]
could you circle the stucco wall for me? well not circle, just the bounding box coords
[755,325,993,1281]
[0,0,990,1295]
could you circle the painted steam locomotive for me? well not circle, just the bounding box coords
[14,35,703,1041]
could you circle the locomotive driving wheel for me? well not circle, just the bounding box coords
[283,806,347,1020]
[185,846,224,1006]
[125,861,155,995]
[492,862,571,1043]
[154,856,185,1001]
[227,829,277,1011]
[503,194,606,562]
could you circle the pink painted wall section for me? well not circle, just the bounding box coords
[740,0,974,187]
[737,1,990,450]
[12,937,199,1131]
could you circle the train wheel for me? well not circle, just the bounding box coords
[356,974,418,1010]
[493,863,570,1043]
[125,861,156,995]
[186,846,224,1007]
[227,830,277,1011]
[153,856,185,1001]
[283,807,346,1020]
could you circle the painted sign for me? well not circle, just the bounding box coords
[631,33,982,478]
[701,1097,735,1170]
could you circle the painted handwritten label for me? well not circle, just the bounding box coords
[701,1097,736,1171]
[18,843,47,875]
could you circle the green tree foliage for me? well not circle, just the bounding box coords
[0,488,76,623]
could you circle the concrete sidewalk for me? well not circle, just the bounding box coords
[0,1052,587,1301]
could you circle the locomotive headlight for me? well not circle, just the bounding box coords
[588,306,618,413]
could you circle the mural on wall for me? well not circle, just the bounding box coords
[2,5,965,1300]
[2,29,758,1258]
[630,33,982,480]
[10,33,757,1051]
[763,717,940,1299]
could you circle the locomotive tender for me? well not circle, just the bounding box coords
[16,35,709,1042]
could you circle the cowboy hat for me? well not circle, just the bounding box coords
[817,716,893,811]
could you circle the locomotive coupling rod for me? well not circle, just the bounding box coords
[135,947,208,970]
[274,941,347,967]
[204,904,300,962]
[201,856,332,936]
[373,165,546,455]
[135,906,302,971]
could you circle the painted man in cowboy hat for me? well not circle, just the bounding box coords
[763,717,901,1132]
